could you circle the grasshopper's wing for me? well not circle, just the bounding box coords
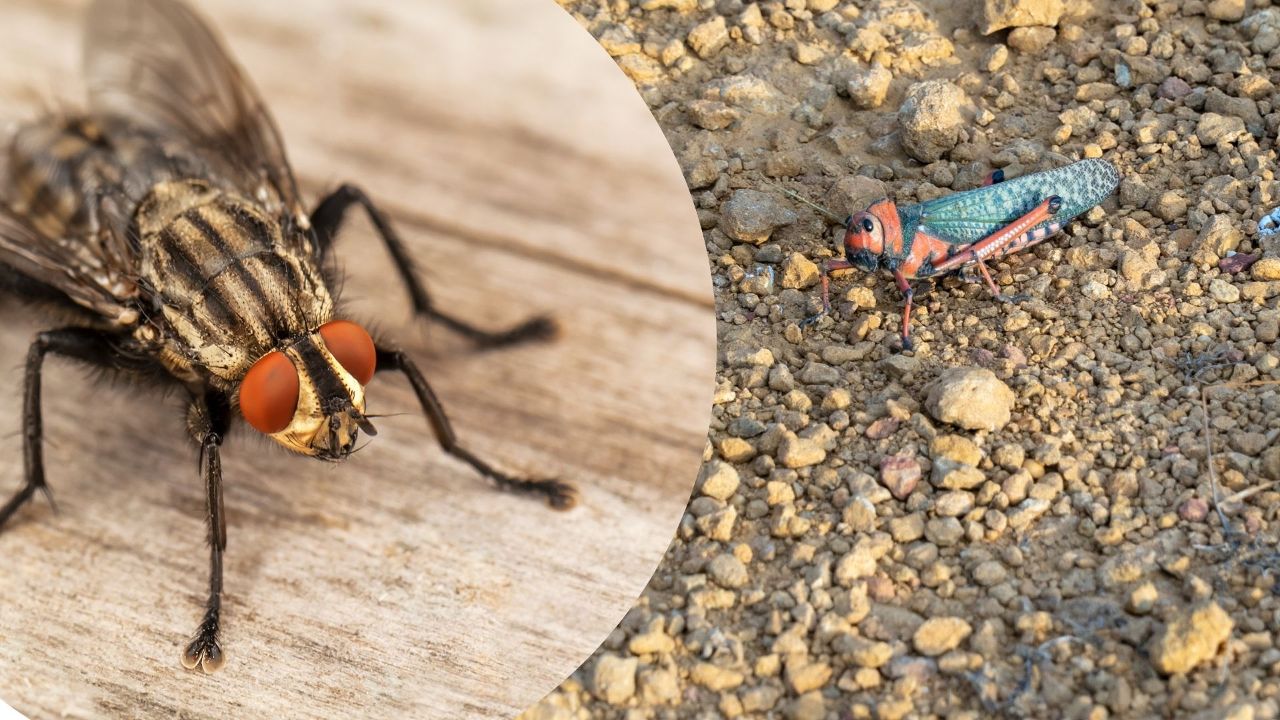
[84,0,310,247]
[915,159,1121,245]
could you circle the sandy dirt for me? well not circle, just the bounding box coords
[525,0,1280,718]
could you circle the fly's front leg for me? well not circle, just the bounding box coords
[181,391,231,673]
[375,345,576,509]
[310,184,556,348]
[0,328,143,529]
[802,258,854,327]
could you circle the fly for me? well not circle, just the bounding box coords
[0,0,576,673]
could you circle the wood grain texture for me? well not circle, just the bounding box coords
[0,1,713,717]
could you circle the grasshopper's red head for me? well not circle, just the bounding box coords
[843,199,898,272]
[238,320,379,461]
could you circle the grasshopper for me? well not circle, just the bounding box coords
[805,158,1120,349]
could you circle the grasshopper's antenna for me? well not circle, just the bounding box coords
[765,181,844,224]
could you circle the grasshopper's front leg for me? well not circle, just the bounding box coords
[802,258,854,326]
[893,270,916,351]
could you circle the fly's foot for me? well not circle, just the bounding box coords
[181,611,224,673]
[181,630,224,674]
[506,476,578,510]
[474,315,559,349]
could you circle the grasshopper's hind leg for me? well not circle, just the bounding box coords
[374,345,576,509]
[310,185,556,349]
[973,260,1031,304]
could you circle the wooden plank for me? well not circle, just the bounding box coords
[0,1,713,718]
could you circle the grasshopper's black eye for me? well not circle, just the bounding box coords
[861,217,874,233]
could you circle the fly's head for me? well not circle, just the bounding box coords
[237,320,379,461]
[843,199,896,272]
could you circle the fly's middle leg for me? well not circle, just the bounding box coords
[181,391,231,673]
[0,327,134,529]
[374,345,577,510]
[310,184,557,349]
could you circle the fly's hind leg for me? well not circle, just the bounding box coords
[181,391,231,673]
[375,345,576,509]
[310,185,556,349]
[0,328,141,530]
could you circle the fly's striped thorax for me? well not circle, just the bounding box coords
[136,179,333,383]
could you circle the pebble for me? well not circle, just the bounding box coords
[925,367,1016,432]
[1253,257,1280,280]
[781,253,819,289]
[898,80,966,163]
[1149,601,1234,675]
[913,617,973,656]
[1007,26,1056,53]
[708,553,749,589]
[720,189,798,244]
[590,654,638,704]
[687,16,729,59]
[1208,0,1247,22]
[847,64,893,109]
[698,460,740,500]
[690,662,745,691]
[879,455,922,499]
[931,458,985,490]
[1178,497,1210,522]
[981,0,1064,34]
[778,431,827,468]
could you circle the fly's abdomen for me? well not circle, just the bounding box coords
[137,180,333,381]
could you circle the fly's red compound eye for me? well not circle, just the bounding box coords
[318,320,376,385]
[240,350,300,434]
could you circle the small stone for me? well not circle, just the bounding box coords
[898,80,966,163]
[1128,582,1158,615]
[720,189,798,245]
[690,662,745,690]
[1154,191,1187,221]
[616,54,665,85]
[1196,113,1247,146]
[1192,216,1243,267]
[848,64,893,109]
[1220,253,1259,274]
[698,460,741,500]
[1007,26,1056,53]
[781,253,820,289]
[629,628,676,655]
[792,42,826,65]
[934,491,975,517]
[836,545,877,585]
[685,100,740,130]
[1149,601,1234,675]
[786,662,833,694]
[687,16,729,59]
[931,457,985,490]
[880,455,922,499]
[932,435,982,466]
[1209,278,1241,303]
[866,417,900,440]
[981,0,1064,34]
[982,44,1009,72]
[708,553,749,589]
[779,432,827,468]
[1253,257,1280,280]
[1208,0,1246,22]
[1179,497,1210,522]
[925,367,1016,431]
[972,560,1007,586]
[1158,76,1192,99]
[913,617,973,656]
[786,691,827,720]
[591,654,638,704]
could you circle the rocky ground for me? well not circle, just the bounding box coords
[526,0,1280,717]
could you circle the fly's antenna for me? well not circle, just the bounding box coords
[765,181,844,224]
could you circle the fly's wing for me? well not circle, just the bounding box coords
[0,142,141,325]
[914,159,1120,245]
[83,0,310,248]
